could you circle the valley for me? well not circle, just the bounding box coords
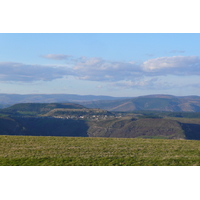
[0,101,200,140]
[1,94,200,166]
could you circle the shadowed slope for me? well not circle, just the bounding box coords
[0,117,89,137]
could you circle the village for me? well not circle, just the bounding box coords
[51,113,121,121]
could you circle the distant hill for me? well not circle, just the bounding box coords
[0,104,12,109]
[1,93,200,112]
[1,103,85,116]
[0,93,124,105]
[80,94,200,112]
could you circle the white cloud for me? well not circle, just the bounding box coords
[73,57,142,81]
[41,54,72,60]
[72,56,200,83]
[0,62,73,82]
[110,78,160,89]
[1,55,200,91]
[142,56,200,75]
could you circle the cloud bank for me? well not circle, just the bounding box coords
[142,56,200,75]
[72,57,141,81]
[0,62,73,82]
[1,55,200,90]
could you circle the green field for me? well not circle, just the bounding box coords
[1,135,200,166]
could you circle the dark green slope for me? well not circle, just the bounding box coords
[0,116,88,137]
[87,118,185,139]
[1,115,200,140]
[0,117,27,135]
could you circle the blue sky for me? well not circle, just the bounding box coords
[1,33,200,97]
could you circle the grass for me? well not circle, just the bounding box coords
[1,135,200,166]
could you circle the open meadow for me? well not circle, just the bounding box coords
[1,135,200,166]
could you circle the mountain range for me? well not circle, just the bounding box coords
[80,94,200,112]
[0,93,124,105]
[0,93,200,112]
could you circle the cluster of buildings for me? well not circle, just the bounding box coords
[53,114,115,121]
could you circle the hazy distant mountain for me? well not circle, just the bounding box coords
[80,94,200,112]
[0,94,125,105]
[1,93,200,112]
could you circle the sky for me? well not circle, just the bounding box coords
[1,33,200,97]
[1,0,200,98]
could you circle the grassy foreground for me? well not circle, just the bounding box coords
[1,135,200,166]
